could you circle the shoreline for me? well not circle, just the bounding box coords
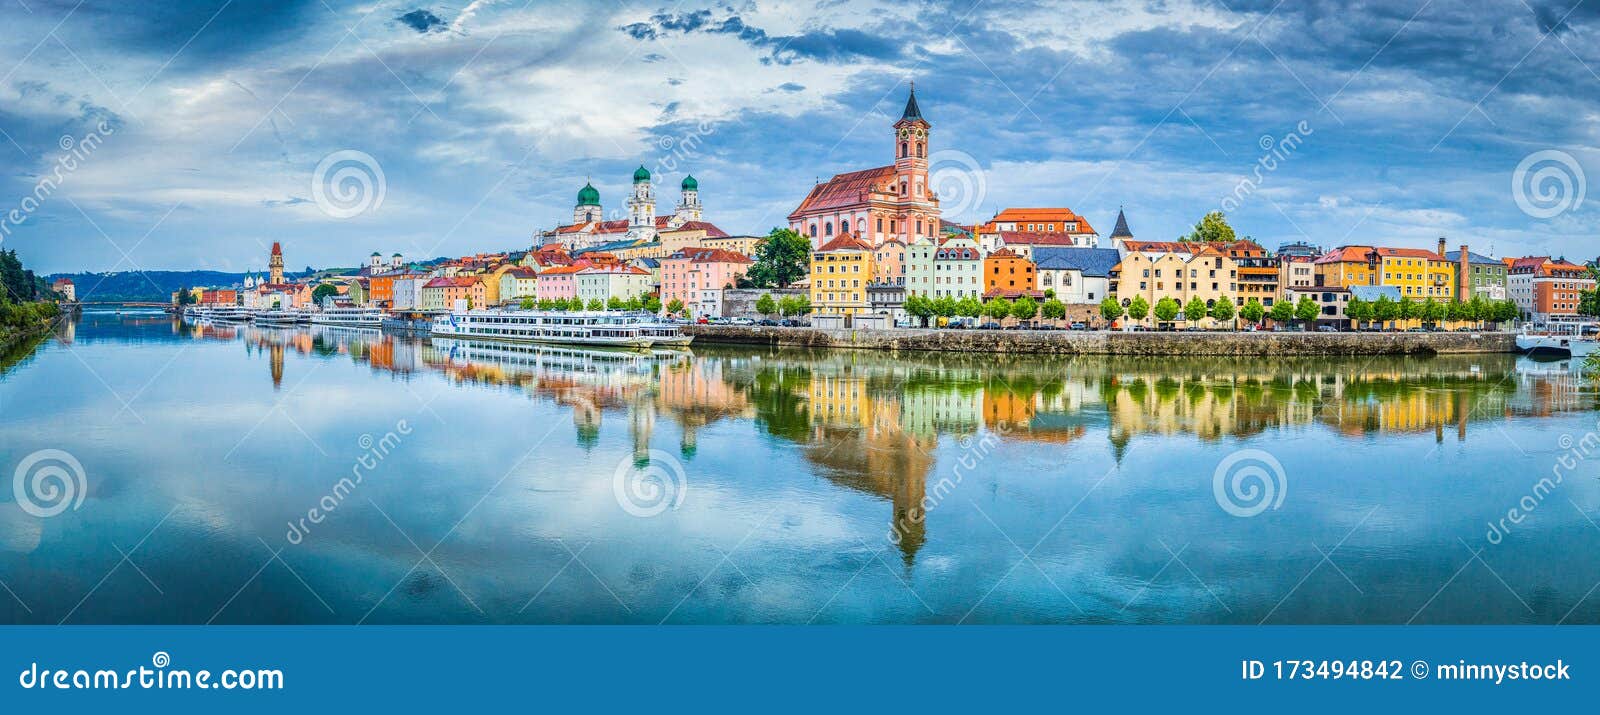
[683,325,1520,356]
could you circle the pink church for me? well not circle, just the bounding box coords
[788,86,942,249]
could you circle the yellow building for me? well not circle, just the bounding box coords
[700,235,762,257]
[1314,246,1456,300]
[809,232,876,316]
[1111,241,1238,327]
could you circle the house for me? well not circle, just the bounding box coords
[981,247,1038,299]
[1032,247,1120,304]
[809,231,877,316]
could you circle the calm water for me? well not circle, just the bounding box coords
[2,309,1599,624]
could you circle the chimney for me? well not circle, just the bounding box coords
[1458,244,1469,302]
[1437,236,1446,258]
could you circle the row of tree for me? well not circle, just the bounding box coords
[1344,295,1517,327]
[519,295,665,313]
[902,294,1070,326]
[754,293,814,318]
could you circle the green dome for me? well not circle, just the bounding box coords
[576,182,600,206]
[633,165,651,183]
[681,174,697,191]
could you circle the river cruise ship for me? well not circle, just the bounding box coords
[254,309,303,325]
[431,310,690,349]
[310,306,386,328]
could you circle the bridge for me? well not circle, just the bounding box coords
[70,301,173,308]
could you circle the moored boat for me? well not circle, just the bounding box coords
[430,309,689,348]
[310,306,386,328]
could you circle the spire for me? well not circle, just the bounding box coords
[1110,207,1133,239]
[900,82,922,122]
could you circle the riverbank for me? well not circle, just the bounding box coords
[0,303,59,354]
[684,325,1519,356]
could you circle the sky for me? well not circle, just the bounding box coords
[0,0,1595,275]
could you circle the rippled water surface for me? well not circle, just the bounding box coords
[2,309,1599,624]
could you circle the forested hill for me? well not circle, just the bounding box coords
[43,270,318,302]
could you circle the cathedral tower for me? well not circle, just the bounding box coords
[626,165,656,239]
[573,181,602,224]
[671,174,702,227]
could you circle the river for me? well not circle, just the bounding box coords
[1,308,1598,624]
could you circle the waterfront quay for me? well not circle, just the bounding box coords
[685,325,1519,356]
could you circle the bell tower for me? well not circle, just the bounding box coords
[893,84,932,240]
[269,242,284,285]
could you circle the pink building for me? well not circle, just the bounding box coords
[536,265,583,301]
[874,238,906,286]
[659,248,754,311]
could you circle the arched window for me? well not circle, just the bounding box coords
[900,181,908,196]
[857,219,865,234]
[917,143,925,158]
[809,224,818,238]
[900,142,908,158]
[825,222,833,236]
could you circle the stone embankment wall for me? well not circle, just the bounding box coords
[683,326,1518,356]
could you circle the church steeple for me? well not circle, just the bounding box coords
[1111,207,1133,239]
[901,82,923,122]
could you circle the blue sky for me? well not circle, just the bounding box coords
[0,0,1595,274]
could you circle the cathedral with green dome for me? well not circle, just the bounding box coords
[548,166,709,250]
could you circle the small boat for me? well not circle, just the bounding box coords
[431,309,689,348]
[211,306,253,322]
[255,309,302,325]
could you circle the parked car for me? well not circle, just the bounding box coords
[1318,325,1337,332]
[978,322,1002,330]
[1068,322,1087,331]
[696,317,709,324]
[757,319,779,326]
[1406,327,1427,333]
[729,317,756,326]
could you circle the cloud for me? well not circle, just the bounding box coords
[397,9,448,34]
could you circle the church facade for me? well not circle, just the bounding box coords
[788,87,942,250]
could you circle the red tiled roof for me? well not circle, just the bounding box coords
[501,267,537,278]
[998,231,1083,246]
[424,276,479,288]
[538,265,585,276]
[978,208,1097,235]
[1316,245,1444,264]
[667,247,753,264]
[987,247,1024,259]
[668,220,731,238]
[789,166,896,217]
[815,231,873,252]
[1121,240,1195,254]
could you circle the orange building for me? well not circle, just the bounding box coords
[1508,256,1593,322]
[975,207,1099,253]
[982,247,1038,299]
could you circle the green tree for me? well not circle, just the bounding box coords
[606,296,624,310]
[933,295,957,319]
[1042,298,1068,321]
[905,294,932,327]
[643,295,662,314]
[312,283,339,303]
[745,228,811,288]
[1153,297,1181,325]
[755,293,777,317]
[983,297,1012,321]
[1422,298,1445,325]
[1209,298,1235,327]
[1180,211,1237,244]
[1099,296,1123,325]
[666,298,685,316]
[790,295,812,316]
[1127,295,1150,322]
[587,298,605,311]
[1011,295,1038,323]
[519,297,535,310]
[955,296,983,319]
[1397,298,1416,322]
[1294,295,1320,327]
[1373,295,1398,327]
[1239,298,1265,326]
[1268,299,1294,325]
[1494,299,1518,326]
[1345,297,1371,329]
[1184,296,1209,328]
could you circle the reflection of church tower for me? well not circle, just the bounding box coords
[573,181,602,224]
[269,242,284,285]
[573,399,601,450]
[269,342,284,389]
[626,165,656,240]
[630,392,656,467]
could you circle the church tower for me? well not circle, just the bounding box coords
[893,85,934,241]
[269,242,284,285]
[626,165,656,239]
[671,174,701,227]
[573,181,602,225]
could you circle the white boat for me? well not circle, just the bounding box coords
[210,306,253,322]
[1516,319,1600,357]
[430,309,689,348]
[255,309,302,325]
[310,306,386,328]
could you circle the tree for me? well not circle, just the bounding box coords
[606,296,625,310]
[1042,298,1068,321]
[1127,295,1150,322]
[1493,299,1518,326]
[312,283,339,303]
[587,298,606,311]
[1467,295,1490,327]
[745,228,810,288]
[1043,288,1056,300]
[1268,300,1294,325]
[1209,298,1235,327]
[755,293,777,317]
[519,297,535,310]
[1345,298,1371,329]
[790,295,812,316]
[1239,298,1265,326]
[905,295,932,326]
[1397,298,1416,323]
[1184,297,1209,328]
[1294,295,1320,327]
[1011,295,1038,323]
[643,295,662,314]
[980,297,1009,322]
[956,296,983,319]
[1153,297,1181,325]
[1373,295,1398,327]
[1099,296,1123,325]
[933,295,957,319]
[1180,211,1237,244]
[666,298,685,316]
[1422,298,1445,325]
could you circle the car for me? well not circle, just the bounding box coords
[1318,325,1337,332]
[1406,327,1427,333]
[696,317,709,324]
[978,322,1002,330]
[729,317,756,326]
[757,319,779,326]
[1455,326,1474,332]
[1068,322,1087,331]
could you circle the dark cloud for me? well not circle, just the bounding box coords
[398,9,448,33]
[776,82,805,93]
[619,10,903,65]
